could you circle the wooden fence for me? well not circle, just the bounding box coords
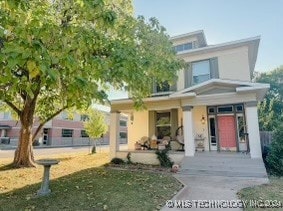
[260,131,273,150]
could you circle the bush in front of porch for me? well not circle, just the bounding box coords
[266,124,283,176]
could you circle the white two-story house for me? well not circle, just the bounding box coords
[109,30,269,164]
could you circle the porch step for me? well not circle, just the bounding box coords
[179,153,268,178]
[179,169,268,178]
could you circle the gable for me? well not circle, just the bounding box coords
[196,85,237,95]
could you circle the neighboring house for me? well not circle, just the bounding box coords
[109,30,269,164]
[0,110,128,147]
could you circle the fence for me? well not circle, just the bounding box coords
[260,131,273,150]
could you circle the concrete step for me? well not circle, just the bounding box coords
[179,153,267,178]
[180,165,266,173]
[179,169,268,178]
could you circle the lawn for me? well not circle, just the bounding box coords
[238,177,283,211]
[0,152,182,210]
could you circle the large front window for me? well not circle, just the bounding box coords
[192,60,210,85]
[156,112,171,139]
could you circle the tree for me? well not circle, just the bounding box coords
[266,123,283,176]
[0,1,183,167]
[83,109,107,140]
[255,66,283,131]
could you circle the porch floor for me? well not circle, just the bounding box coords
[180,152,267,178]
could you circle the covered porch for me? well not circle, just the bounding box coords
[110,79,269,163]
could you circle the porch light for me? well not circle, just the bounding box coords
[201,115,206,124]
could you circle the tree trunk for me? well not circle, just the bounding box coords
[13,123,35,167]
[13,99,37,168]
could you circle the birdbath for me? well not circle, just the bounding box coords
[36,159,59,196]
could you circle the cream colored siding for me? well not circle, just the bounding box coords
[218,46,250,81]
[192,106,209,151]
[177,46,251,91]
[177,68,185,90]
[172,36,198,46]
[127,110,148,150]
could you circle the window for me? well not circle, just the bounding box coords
[62,129,73,137]
[236,104,243,112]
[237,115,246,142]
[80,114,89,122]
[156,81,170,92]
[208,107,216,114]
[119,120,127,127]
[156,112,171,139]
[81,130,89,137]
[119,132,127,139]
[217,106,233,113]
[153,80,175,94]
[192,60,210,85]
[174,42,193,52]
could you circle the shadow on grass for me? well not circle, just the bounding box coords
[0,166,182,210]
[0,157,73,172]
[0,163,15,171]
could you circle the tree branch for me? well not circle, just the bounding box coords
[32,105,69,141]
[4,100,21,115]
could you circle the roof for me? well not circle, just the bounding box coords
[111,79,270,105]
[170,30,207,47]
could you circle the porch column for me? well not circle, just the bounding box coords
[110,112,120,159]
[245,102,262,158]
[182,106,195,156]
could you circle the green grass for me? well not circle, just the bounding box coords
[0,153,182,211]
[238,177,283,211]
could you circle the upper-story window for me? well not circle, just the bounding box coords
[152,80,176,95]
[185,57,219,88]
[192,60,210,85]
[174,42,193,52]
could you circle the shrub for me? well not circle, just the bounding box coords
[110,157,125,165]
[266,124,283,176]
[155,149,174,167]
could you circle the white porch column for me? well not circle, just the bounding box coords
[110,112,120,159]
[182,106,195,156]
[245,102,262,158]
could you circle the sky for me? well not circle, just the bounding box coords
[108,0,283,101]
[134,0,283,72]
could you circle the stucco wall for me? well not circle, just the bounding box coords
[178,106,209,151]
[177,46,251,90]
[192,106,209,151]
[218,46,250,81]
[127,110,148,150]
[172,36,198,46]
[116,151,184,165]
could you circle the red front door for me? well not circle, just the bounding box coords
[218,115,237,151]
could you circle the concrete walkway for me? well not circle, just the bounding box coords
[162,152,269,210]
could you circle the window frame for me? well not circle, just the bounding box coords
[192,59,211,85]
[81,130,89,138]
[62,129,74,137]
